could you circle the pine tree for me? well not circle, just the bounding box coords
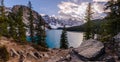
[60,25,69,49]
[0,0,9,37]
[17,7,26,42]
[8,12,17,39]
[8,7,26,42]
[84,3,94,40]
[28,1,34,43]
[35,16,48,48]
[100,0,120,42]
[103,0,120,36]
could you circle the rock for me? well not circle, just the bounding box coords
[113,33,120,42]
[12,5,51,29]
[74,39,105,60]
[66,54,70,58]
[105,56,116,62]
[10,48,20,57]
[33,51,41,58]
[43,53,49,58]
[27,51,38,59]
[113,33,120,60]
[19,54,25,62]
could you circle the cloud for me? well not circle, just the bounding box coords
[93,0,117,2]
[92,2,104,13]
[93,0,110,2]
[58,2,88,21]
[57,1,106,21]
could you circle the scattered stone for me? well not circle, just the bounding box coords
[19,54,25,62]
[28,51,38,59]
[33,51,41,58]
[10,48,20,57]
[113,33,120,59]
[43,53,49,58]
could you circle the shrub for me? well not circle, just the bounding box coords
[31,44,48,52]
[0,46,9,62]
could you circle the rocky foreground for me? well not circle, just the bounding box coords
[0,34,120,62]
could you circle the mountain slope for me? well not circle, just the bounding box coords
[66,19,103,32]
[12,5,51,29]
[42,15,84,29]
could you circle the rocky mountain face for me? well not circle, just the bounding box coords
[7,5,83,29]
[11,5,50,29]
[42,15,84,29]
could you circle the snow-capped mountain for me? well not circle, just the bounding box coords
[42,15,84,29]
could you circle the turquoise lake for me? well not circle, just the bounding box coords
[27,30,84,48]
[46,30,84,48]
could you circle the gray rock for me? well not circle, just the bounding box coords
[113,33,120,60]
[33,51,42,58]
[10,48,20,57]
[27,51,38,59]
[113,33,120,42]
[74,39,104,60]
[43,53,49,58]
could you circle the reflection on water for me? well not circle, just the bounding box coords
[46,30,84,48]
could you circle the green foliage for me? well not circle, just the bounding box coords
[100,0,120,42]
[16,7,26,42]
[8,12,18,39]
[28,1,34,43]
[84,3,95,40]
[8,6,26,43]
[0,0,9,37]
[35,16,48,48]
[0,46,9,62]
[60,26,69,49]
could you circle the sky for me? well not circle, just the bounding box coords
[4,0,110,21]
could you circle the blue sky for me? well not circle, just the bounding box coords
[4,0,108,20]
[4,0,67,16]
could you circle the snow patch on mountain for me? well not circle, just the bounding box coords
[42,15,84,29]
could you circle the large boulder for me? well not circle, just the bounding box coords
[74,39,105,60]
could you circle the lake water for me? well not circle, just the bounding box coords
[46,30,84,48]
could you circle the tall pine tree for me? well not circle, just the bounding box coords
[100,0,120,42]
[84,3,94,40]
[28,1,34,43]
[17,7,26,42]
[35,16,48,48]
[8,12,17,39]
[8,7,26,42]
[103,0,120,36]
[0,0,9,37]
[60,25,69,49]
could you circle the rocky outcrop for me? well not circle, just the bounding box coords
[73,39,105,60]
[12,5,51,30]
[74,39,104,60]
[56,39,105,62]
[2,37,120,62]
[114,33,120,42]
[113,33,120,60]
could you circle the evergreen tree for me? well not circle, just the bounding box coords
[8,12,17,39]
[60,25,69,49]
[17,7,26,42]
[84,3,95,40]
[8,7,26,42]
[28,1,34,42]
[35,16,48,48]
[100,0,120,42]
[0,0,9,37]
